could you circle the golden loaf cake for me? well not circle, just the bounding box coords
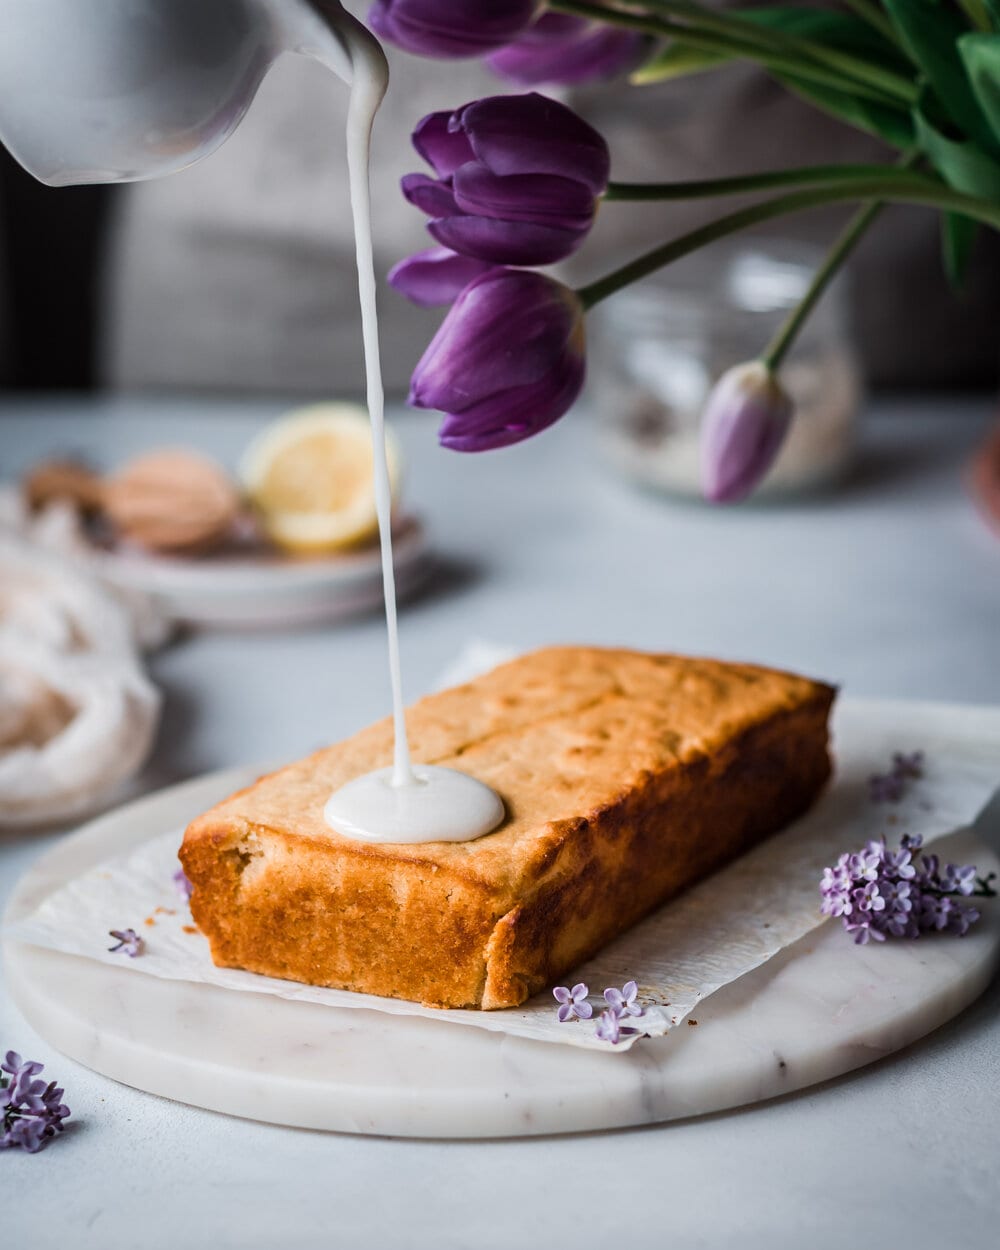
[180,647,835,1009]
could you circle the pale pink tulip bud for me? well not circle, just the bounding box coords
[700,361,793,503]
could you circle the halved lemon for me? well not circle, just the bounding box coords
[239,403,400,554]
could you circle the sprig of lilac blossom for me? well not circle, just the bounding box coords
[1,1051,70,1152]
[820,833,996,945]
[868,750,925,803]
[108,928,144,957]
[553,979,645,1044]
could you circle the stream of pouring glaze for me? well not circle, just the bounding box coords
[322,22,504,845]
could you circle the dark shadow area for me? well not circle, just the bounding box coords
[0,145,115,390]
[399,551,484,615]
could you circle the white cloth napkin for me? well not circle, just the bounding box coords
[0,504,161,829]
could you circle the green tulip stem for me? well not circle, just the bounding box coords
[760,199,882,371]
[577,176,1000,310]
[761,151,921,370]
[550,1,916,106]
[604,163,923,202]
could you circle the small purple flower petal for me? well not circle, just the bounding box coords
[1,1051,41,1079]
[941,863,978,896]
[552,981,592,1021]
[594,1009,621,1044]
[604,979,644,1018]
[699,361,793,504]
[173,867,193,901]
[870,750,924,803]
[1,1116,49,1152]
[948,904,980,936]
[892,751,924,779]
[869,771,905,802]
[108,928,144,957]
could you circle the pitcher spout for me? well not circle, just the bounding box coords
[0,0,387,187]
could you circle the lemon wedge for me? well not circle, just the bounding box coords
[239,403,399,554]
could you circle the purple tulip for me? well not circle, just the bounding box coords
[409,268,586,451]
[388,246,498,307]
[700,362,793,503]
[487,14,649,85]
[402,93,609,266]
[367,0,539,58]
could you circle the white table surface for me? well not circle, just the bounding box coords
[2,392,999,1249]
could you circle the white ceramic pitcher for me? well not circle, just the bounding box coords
[0,0,385,185]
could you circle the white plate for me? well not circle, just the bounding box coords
[87,517,430,629]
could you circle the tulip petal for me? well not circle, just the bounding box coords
[429,214,585,265]
[387,247,497,308]
[699,362,793,503]
[436,356,585,450]
[455,93,610,193]
[452,163,594,229]
[368,1,538,58]
[411,270,577,405]
[408,269,586,451]
[487,15,648,86]
[401,172,461,217]
[412,111,475,177]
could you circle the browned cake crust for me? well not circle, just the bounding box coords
[180,648,835,1009]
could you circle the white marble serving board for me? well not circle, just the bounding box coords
[5,766,999,1138]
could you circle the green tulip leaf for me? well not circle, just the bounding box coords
[633,7,914,146]
[883,0,998,152]
[959,34,1000,146]
[771,71,915,148]
[914,90,1000,197]
[632,42,728,85]
[979,0,1000,30]
[738,6,909,68]
[942,211,980,290]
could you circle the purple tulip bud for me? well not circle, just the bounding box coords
[367,0,539,59]
[453,94,610,193]
[387,247,498,307]
[486,14,649,85]
[403,94,608,266]
[700,362,793,503]
[409,268,586,451]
